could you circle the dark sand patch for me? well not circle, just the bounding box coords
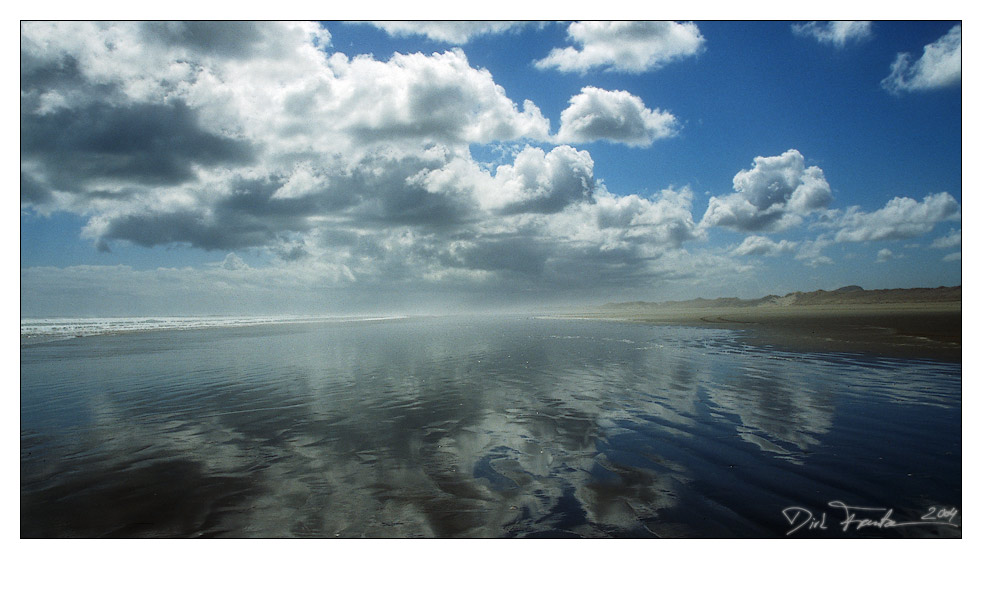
[570,302,961,361]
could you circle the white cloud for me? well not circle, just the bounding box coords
[555,87,678,147]
[700,150,832,232]
[220,252,250,271]
[590,186,703,249]
[18,18,692,299]
[324,49,551,146]
[271,162,330,200]
[795,237,834,267]
[20,21,329,110]
[21,23,561,252]
[931,228,961,249]
[834,192,960,242]
[430,185,705,289]
[792,21,872,47]
[407,145,596,215]
[489,146,596,213]
[732,235,797,257]
[943,252,961,262]
[23,20,707,301]
[882,24,961,94]
[23,21,652,299]
[875,248,894,263]
[27,20,957,311]
[369,21,526,44]
[535,21,704,74]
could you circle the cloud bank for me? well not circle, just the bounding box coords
[21,21,720,308]
[19,21,961,314]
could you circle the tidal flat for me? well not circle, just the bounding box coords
[21,315,961,537]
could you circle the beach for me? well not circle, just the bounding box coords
[21,315,961,538]
[569,302,961,362]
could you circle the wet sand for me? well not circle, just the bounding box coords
[22,316,961,537]
[571,302,962,361]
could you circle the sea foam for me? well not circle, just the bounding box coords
[20,314,407,343]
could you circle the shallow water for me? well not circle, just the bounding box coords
[20,315,961,537]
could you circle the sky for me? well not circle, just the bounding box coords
[19,19,963,317]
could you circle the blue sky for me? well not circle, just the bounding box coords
[19,20,962,316]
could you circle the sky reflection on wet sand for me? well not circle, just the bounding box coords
[21,316,960,538]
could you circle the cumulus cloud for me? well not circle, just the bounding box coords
[535,21,704,74]
[140,21,313,58]
[20,21,328,111]
[369,21,526,44]
[22,23,552,237]
[489,146,596,214]
[834,192,960,242]
[79,175,319,252]
[732,235,797,257]
[555,87,678,147]
[406,145,596,215]
[700,150,832,232]
[875,248,894,263]
[943,252,961,262]
[21,100,255,193]
[432,185,704,288]
[496,185,706,288]
[327,49,550,145]
[882,24,961,94]
[351,183,705,295]
[589,186,703,249]
[792,21,872,47]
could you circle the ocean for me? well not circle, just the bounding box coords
[20,315,961,537]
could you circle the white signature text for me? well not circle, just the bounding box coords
[782,501,959,535]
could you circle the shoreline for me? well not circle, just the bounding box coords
[565,302,962,362]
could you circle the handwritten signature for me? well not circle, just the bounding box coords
[782,502,959,535]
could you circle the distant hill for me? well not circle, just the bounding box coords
[597,285,961,312]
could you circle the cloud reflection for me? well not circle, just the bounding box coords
[21,317,960,537]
